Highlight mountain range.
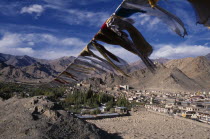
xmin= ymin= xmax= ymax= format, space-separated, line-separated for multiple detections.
xmin=0 ymin=53 xmax=75 ymax=83
xmin=101 ymin=54 xmax=210 ymax=92
xmin=0 ymin=53 xmax=210 ymax=92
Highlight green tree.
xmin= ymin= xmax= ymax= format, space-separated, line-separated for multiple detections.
xmin=116 ymin=97 xmax=129 ymax=107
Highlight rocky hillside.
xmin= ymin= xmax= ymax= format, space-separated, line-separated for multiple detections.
xmin=0 ymin=96 xmax=114 ymax=139
xmin=0 ymin=53 xmax=39 ymax=67
xmin=0 ymin=53 xmax=75 ymax=72
xmin=100 ymin=55 xmax=210 ymax=92
xmin=0 ymin=61 xmax=57 ymax=83
xmin=44 ymin=56 xmax=75 ymax=72
xmin=101 ymin=64 xmax=204 ymax=92
xmin=0 ymin=53 xmax=75 ymax=83
xmin=165 ymin=56 xmax=210 ymax=89
xmin=0 ymin=61 xmax=33 ymax=82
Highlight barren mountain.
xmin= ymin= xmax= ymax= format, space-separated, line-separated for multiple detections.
xmin=0 ymin=54 xmax=75 ymax=83
xmin=0 ymin=61 xmax=33 ymax=82
xmin=102 ymin=64 xmax=203 ymax=92
xmin=0 ymin=53 xmax=43 ymax=67
xmin=165 ymin=56 xmax=210 ymax=89
xmin=45 ymin=56 xmax=75 ymax=72
xmin=0 ymin=61 xmax=58 ymax=83
xmin=21 ymin=62 xmax=59 ymax=81
xmin=0 ymin=53 xmax=75 ymax=72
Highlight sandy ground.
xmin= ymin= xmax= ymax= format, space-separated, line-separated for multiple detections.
xmin=87 ymin=110 xmax=210 ymax=139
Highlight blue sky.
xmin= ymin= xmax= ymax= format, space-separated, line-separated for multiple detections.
xmin=0 ymin=0 xmax=209 ymax=62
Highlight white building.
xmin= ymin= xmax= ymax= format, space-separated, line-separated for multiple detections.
xmin=120 ymin=85 xmax=129 ymax=90
xmin=186 ymin=106 xmax=199 ymax=112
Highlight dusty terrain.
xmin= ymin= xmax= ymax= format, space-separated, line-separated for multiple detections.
xmin=0 ymin=96 xmax=115 ymax=139
xmin=88 ymin=110 xmax=210 ymax=139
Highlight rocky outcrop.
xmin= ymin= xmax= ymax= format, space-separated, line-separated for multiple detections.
xmin=0 ymin=96 xmax=113 ymax=139
xmin=165 ymin=56 xmax=210 ymax=89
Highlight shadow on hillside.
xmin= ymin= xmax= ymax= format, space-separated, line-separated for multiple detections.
xmin=109 ymin=133 xmax=123 ymax=139
xmin=93 ymin=124 xmax=123 ymax=139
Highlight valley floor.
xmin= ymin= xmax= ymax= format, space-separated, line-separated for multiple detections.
xmin=87 ymin=110 xmax=210 ymax=139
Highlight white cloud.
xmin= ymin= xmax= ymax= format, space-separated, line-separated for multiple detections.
xmin=45 ymin=4 xmax=109 ymax=27
xmin=151 ymin=44 xmax=210 ymax=59
xmin=1 ymin=32 xmax=209 ymax=62
xmin=0 ymin=33 xmax=21 ymax=47
xmin=134 ymin=14 xmax=168 ymax=35
xmin=61 ymin=38 xmax=86 ymax=47
xmin=27 ymin=41 xmax=35 ymax=46
xmin=39 ymin=34 xmax=58 ymax=44
xmin=0 ymin=32 xmax=86 ymax=59
xmin=36 ymin=49 xmax=82 ymax=59
xmin=103 ymin=43 xmax=210 ymax=62
xmin=4 ymin=33 xmax=86 ymax=48
xmin=0 ymin=47 xmax=35 ymax=56
xmin=0 ymin=32 xmax=139 ymax=61
xmin=137 ymin=14 xmax=160 ymax=27
xmin=16 ymin=47 xmax=34 ymax=54
xmin=20 ymin=4 xmax=44 ymax=16
xmin=0 ymin=33 xmax=35 ymax=56
xmin=57 ymin=9 xmax=109 ymax=26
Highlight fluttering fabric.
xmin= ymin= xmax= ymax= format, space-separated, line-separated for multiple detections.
xmin=116 ymin=0 xmax=187 ymax=37
xmin=51 ymin=0 xmax=178 ymax=85
xmin=187 ymin=0 xmax=210 ymax=28
xmin=94 ymin=15 xmax=156 ymax=72
xmin=51 ymin=0 xmax=209 ymax=85
xmin=51 ymin=41 xmax=129 ymax=85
